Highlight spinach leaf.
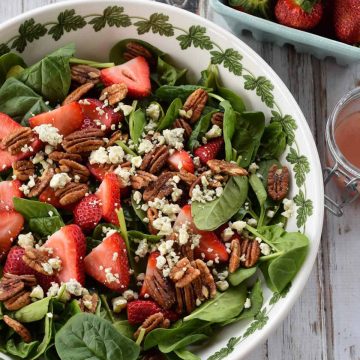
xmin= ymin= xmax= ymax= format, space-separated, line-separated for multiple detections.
xmin=0 ymin=77 xmax=50 ymax=123
xmin=192 ymin=176 xmax=248 ymax=231
xmin=155 ymin=85 xmax=211 ymax=102
xmin=174 ymin=349 xmax=201 ymax=360
xmin=13 ymin=198 xmax=64 ymax=236
xmin=187 ymin=110 xmax=217 ymax=151
xmin=4 ymin=339 xmax=39 ymax=359
xmin=232 ymin=111 xmax=265 ymax=167
xmin=15 ymin=297 xmax=51 ymax=323
xmin=18 ymin=44 xmax=75 ymax=103
xmin=217 ymin=83 xmax=246 ymax=113
xmin=55 ymin=313 xmax=140 ymax=360
xmin=128 ymin=230 xmax=162 ymax=242
xmin=258 ymin=122 xmax=287 ymax=160
xmin=109 ymin=39 xmax=165 ymax=65
xmin=257 ymin=159 xmax=281 ymax=187
xmin=113 ymin=320 xmax=135 ymax=339
xmin=92 ymin=223 xmax=118 ymax=240
xmin=154 ymin=57 xmax=187 ymax=86
xmin=249 ymin=173 xmax=267 ymax=226
xmin=157 ymin=98 xmax=182 ymax=131
xmin=198 ymin=64 xmax=219 ymax=89
xmin=221 ymin=100 xmax=236 ymax=161
xmin=228 ymin=267 xmax=257 ymax=286
xmin=184 ymin=284 xmax=247 ymax=323
xmin=129 ymin=108 xmax=146 ymax=145
xmin=159 ymin=334 xmax=208 ymax=353
xmin=0 ymin=52 xmax=26 ymax=86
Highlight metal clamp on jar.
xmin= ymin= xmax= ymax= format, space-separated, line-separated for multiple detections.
xmin=324 ymin=88 xmax=360 ymax=217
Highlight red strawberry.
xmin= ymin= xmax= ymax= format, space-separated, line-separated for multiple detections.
xmin=79 ymin=98 xmax=122 ymax=131
xmin=3 ymin=246 xmax=55 ymax=290
xmin=73 ymin=194 xmax=102 ymax=232
xmin=334 ymin=0 xmax=360 ymax=45
xmin=100 ymin=57 xmax=151 ymax=98
xmin=38 ymin=187 xmax=62 ymax=208
xmin=275 ymin=0 xmax=323 ymax=30
xmin=0 ymin=113 xmax=22 ymax=139
xmin=96 ymin=173 xmax=121 ymax=225
xmin=174 ymin=205 xmax=228 ymax=262
xmin=44 ymin=225 xmax=86 ymax=285
xmin=167 ymin=150 xmax=195 ymax=174
xmin=84 ymin=232 xmax=130 ymax=292
xmin=0 ymin=180 xmax=23 ymax=211
xmin=194 ymin=137 xmax=224 ymax=165
xmin=29 ymin=102 xmax=84 ymax=136
xmin=87 ymin=163 xmax=113 ymax=181
xmin=127 ymin=300 xmax=162 ymax=325
xmin=0 ymin=211 xmax=24 ymax=260
xmin=140 ymin=251 xmax=159 ymax=297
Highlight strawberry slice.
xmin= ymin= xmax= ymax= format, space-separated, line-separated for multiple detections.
xmin=3 ymin=246 xmax=56 ymax=291
xmin=100 ymin=57 xmax=151 ymax=98
xmin=0 ymin=180 xmax=23 ymax=211
xmin=87 ymin=163 xmax=113 ymax=181
xmin=127 ymin=300 xmax=162 ymax=325
xmin=174 ymin=205 xmax=228 ymax=262
xmin=38 ymin=187 xmax=62 ymax=208
xmin=29 ymin=103 xmax=84 ymax=136
xmin=44 ymin=225 xmax=86 ymax=285
xmin=96 ymin=173 xmax=121 ymax=225
xmin=73 ymin=194 xmax=102 ymax=232
xmin=140 ymin=251 xmax=159 ymax=298
xmin=0 ymin=113 xmax=22 ymax=139
xmin=79 ymin=99 xmax=122 ymax=131
xmin=194 ymin=137 xmax=224 ymax=165
xmin=167 ymin=150 xmax=195 ymax=174
xmin=0 ymin=211 xmax=24 ymax=260
xmin=84 ymin=232 xmax=130 ymax=292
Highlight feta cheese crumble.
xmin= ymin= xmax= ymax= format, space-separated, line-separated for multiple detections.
xmin=18 ymin=232 xmax=34 ymax=249
xmin=33 ymin=124 xmax=63 ymax=146
xmin=50 ymin=173 xmax=71 ymax=190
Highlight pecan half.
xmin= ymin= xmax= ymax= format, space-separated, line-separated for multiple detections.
xmin=79 ymin=293 xmax=99 ymax=313
xmin=229 ymin=238 xmax=241 ymax=273
xmin=62 ymin=129 xmax=105 ymax=154
xmin=147 ymin=207 xmax=159 ymax=235
xmin=144 ymin=268 xmax=176 ymax=310
xmin=58 ymin=159 xmax=90 ymax=183
xmin=140 ymin=145 xmax=169 ymax=174
xmin=173 ymin=118 xmax=192 ymax=139
xmin=48 ymin=151 xmax=82 ymax=162
xmin=183 ymin=88 xmax=208 ymax=123
xmin=2 ymin=273 xmax=37 ymax=287
xmin=131 ymin=170 xmax=157 ymax=190
xmin=211 ymin=112 xmax=224 ymax=128
xmin=23 ymin=248 xmax=55 ymax=275
xmin=71 ymin=64 xmax=100 ymax=85
xmin=240 ymin=238 xmax=260 ymax=268
xmin=0 ymin=277 xmax=25 ymax=301
xmin=124 ymin=41 xmax=155 ymax=66
xmin=63 ymin=82 xmax=94 ymax=106
xmin=3 ymin=290 xmax=31 ymax=311
xmin=207 ymin=159 xmax=248 ymax=176
xmin=106 ymin=130 xmax=127 ymax=147
xmin=178 ymin=169 xmax=197 ymax=186
xmin=170 ymin=258 xmax=200 ymax=288
xmin=142 ymin=172 xmax=176 ymax=202
xmin=267 ymin=164 xmax=290 ymax=201
xmin=134 ymin=312 xmax=170 ymax=339
xmin=55 ymin=182 xmax=88 ymax=206
xmin=194 ymin=259 xmax=216 ymax=299
xmin=13 ymin=160 xmax=34 ymax=181
xmin=3 ymin=316 xmax=32 ymax=343
xmin=1 ymin=127 xmax=34 ymax=155
xmin=28 ymin=168 xmax=54 ymax=198
xmin=100 ymin=83 xmax=128 ymax=106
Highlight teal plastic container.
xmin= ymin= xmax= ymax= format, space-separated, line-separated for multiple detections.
xmin=210 ymin=0 xmax=360 ymax=66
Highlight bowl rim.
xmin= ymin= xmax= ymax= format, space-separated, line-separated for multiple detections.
xmin=0 ymin=1 xmax=324 ymax=359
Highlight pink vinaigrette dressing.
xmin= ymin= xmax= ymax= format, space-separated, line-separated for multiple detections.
xmin=334 ymin=111 xmax=360 ymax=169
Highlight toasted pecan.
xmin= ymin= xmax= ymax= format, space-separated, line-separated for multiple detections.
xmin=183 ymin=88 xmax=208 ymax=123
xmin=22 ymin=248 xmax=55 ymax=275
xmin=71 ymin=64 xmax=100 ymax=85
xmin=240 ymin=238 xmax=261 ymax=268
xmin=173 ymin=118 xmax=192 ymax=139
xmin=48 ymin=151 xmax=83 ymax=162
xmin=123 ymin=41 xmax=155 ymax=66
xmin=1 ymin=127 xmax=34 ymax=155
xmin=131 ymin=170 xmax=157 ymax=190
xmin=207 ymin=159 xmax=248 ymax=176
xmin=229 ymin=238 xmax=241 ymax=273
xmin=3 ymin=316 xmax=32 ymax=343
xmin=3 ymin=290 xmax=31 ymax=311
xmin=62 ymin=129 xmax=105 ymax=154
xmin=100 ymin=83 xmax=128 ymax=106
xmin=142 ymin=172 xmax=176 ymax=202
xmin=63 ymin=82 xmax=94 ymax=106
xmin=267 ymin=164 xmax=290 ymax=201
xmin=55 ymin=182 xmax=88 ymax=206
xmin=134 ymin=312 xmax=170 ymax=339
xmin=140 ymin=145 xmax=169 ymax=175
xmin=28 ymin=168 xmax=54 ymax=198
xmin=58 ymin=159 xmax=90 ymax=183
xmin=13 ymin=160 xmax=34 ymax=181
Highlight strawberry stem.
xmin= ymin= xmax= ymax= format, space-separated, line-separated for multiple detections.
xmin=294 ymin=0 xmax=319 ymax=13
xmin=69 ymin=58 xmax=115 ymax=68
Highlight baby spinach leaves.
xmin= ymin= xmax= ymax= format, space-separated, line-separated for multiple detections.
xmin=228 ymin=267 xmax=257 ymax=287
xmin=154 ymin=57 xmax=187 ymax=86
xmin=0 ymin=52 xmax=26 ymax=86
xmin=15 ymin=297 xmax=51 ymax=323
xmin=55 ymin=313 xmax=140 ymax=360
xmin=258 ymin=122 xmax=286 ymax=160
xmin=192 ymin=176 xmax=248 ymax=231
xmin=129 ymin=108 xmax=146 ymax=145
xmin=249 ymin=173 xmax=267 ymax=227
xmin=13 ymin=198 xmax=64 ymax=236
xmin=155 ymin=85 xmax=211 ymax=102
xmin=157 ymin=98 xmax=182 ymax=131
xmin=221 ymin=100 xmax=236 ymax=162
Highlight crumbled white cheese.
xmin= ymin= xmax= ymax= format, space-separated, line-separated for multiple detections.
xmin=138 ymin=138 xmax=154 ymax=154
xmin=114 ymin=166 xmax=132 ymax=186
xmin=89 ymin=147 xmax=109 ymax=165
xmin=30 ymin=285 xmax=44 ymax=300
xmin=162 ymin=128 xmax=184 ymax=150
xmin=247 ymin=218 xmax=258 ymax=227
xmin=107 ymin=146 xmax=125 ymax=164
xmin=135 ymin=239 xmax=149 ymax=258
xmin=33 ymin=124 xmax=63 ymax=146
xmin=18 ymin=232 xmax=34 ymax=249
xmin=32 ymin=152 xmax=44 ymax=165
xmin=47 ymin=282 xmax=60 ymax=297
xmin=48 ymin=257 xmax=62 ymax=271
xmin=231 ymin=221 xmax=247 ymax=233
xmin=221 ymin=227 xmax=234 ymax=242
xmin=44 ymin=145 xmax=54 ymax=155
xmin=248 ymin=162 xmax=259 ymax=174
xmin=267 ymin=210 xmax=275 ymax=218
xmin=104 ymin=267 xmax=120 ymax=284
xmin=152 ymin=216 xmax=173 ymax=236
xmin=205 ymin=124 xmax=222 ymax=139
xmin=50 ymin=173 xmax=71 ymax=190
xmin=179 ymin=109 xmax=193 ymax=119
xmin=114 ymin=102 xmax=133 ymax=116
xmin=282 ymin=198 xmax=295 ymax=218
xmin=178 ymin=223 xmax=190 ymax=245
xmin=123 ymin=289 xmax=138 ymax=301
xmin=112 ymin=296 xmax=127 ymax=313
xmin=131 ymin=156 xmax=142 ymax=168
xmin=217 ymin=270 xmax=229 ymax=281
xmin=156 ymin=255 xmax=167 ymax=269
xmin=89 ymin=146 xmax=124 ymax=165
xmin=244 ymin=298 xmax=252 ymax=309
xmin=216 ymin=280 xmax=229 ymax=292
xmin=65 ymin=279 xmax=84 ymax=296
xmin=133 ymin=191 xmax=142 ymax=204
xmin=260 ymin=243 xmax=271 ymax=256
xmin=146 ymin=103 xmax=161 ymax=121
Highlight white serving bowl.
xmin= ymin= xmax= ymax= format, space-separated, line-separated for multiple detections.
xmin=0 ymin=1 xmax=324 ymax=359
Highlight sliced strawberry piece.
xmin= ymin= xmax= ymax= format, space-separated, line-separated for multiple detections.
xmin=29 ymin=103 xmax=84 ymax=136
xmin=38 ymin=187 xmax=62 ymax=208
xmin=0 ymin=180 xmax=23 ymax=211
xmin=127 ymin=300 xmax=162 ymax=325
xmin=194 ymin=137 xmax=224 ymax=165
xmin=140 ymin=251 xmax=159 ymax=298
xmin=84 ymin=232 xmax=130 ymax=292
xmin=100 ymin=57 xmax=151 ymax=98
xmin=87 ymin=163 xmax=112 ymax=181
xmin=96 ymin=173 xmax=121 ymax=225
xmin=167 ymin=150 xmax=195 ymax=174
xmin=0 ymin=211 xmax=24 ymax=260
xmin=44 ymin=225 xmax=86 ymax=285
xmin=79 ymin=98 xmax=122 ymax=131
xmin=0 ymin=112 xmax=22 ymax=139
xmin=73 ymin=194 xmax=102 ymax=232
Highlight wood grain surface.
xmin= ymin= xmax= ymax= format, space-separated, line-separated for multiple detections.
xmin=1 ymin=0 xmax=359 ymax=359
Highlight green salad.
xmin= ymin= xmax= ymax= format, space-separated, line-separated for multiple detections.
xmin=0 ymin=39 xmax=309 ymax=360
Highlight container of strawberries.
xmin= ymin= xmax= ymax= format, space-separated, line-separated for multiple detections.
xmin=210 ymin=0 xmax=360 ymax=65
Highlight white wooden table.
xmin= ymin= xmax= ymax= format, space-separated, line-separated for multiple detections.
xmin=1 ymin=0 xmax=359 ymax=359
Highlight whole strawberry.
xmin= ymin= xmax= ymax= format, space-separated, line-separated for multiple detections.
xmin=334 ymin=0 xmax=360 ymax=45
xmin=275 ymin=0 xmax=323 ymax=30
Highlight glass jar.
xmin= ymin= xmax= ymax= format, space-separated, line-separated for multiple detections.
xmin=324 ymin=87 xmax=360 ymax=216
